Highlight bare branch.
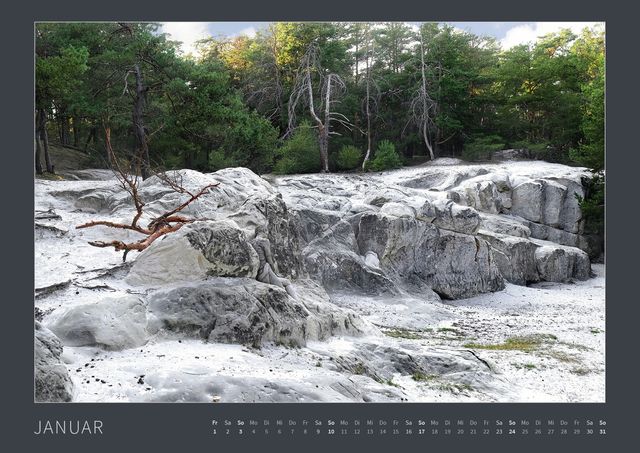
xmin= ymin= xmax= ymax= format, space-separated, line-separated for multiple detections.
xmin=78 ymin=124 xmax=219 ymax=260
xmin=122 ymin=70 xmax=133 ymax=96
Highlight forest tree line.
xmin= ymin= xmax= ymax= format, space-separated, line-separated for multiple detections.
xmin=35 ymin=22 xmax=604 ymax=178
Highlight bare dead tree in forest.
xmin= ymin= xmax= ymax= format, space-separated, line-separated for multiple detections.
xmin=76 ymin=133 xmax=218 ymax=261
xmin=409 ymin=30 xmax=436 ymax=161
xmin=361 ymin=27 xmax=379 ymax=171
xmin=285 ymin=43 xmax=354 ymax=172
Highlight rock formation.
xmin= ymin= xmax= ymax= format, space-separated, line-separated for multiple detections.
xmin=35 ymin=322 xmax=74 ymax=402
xmin=34 ymin=158 xmax=603 ymax=402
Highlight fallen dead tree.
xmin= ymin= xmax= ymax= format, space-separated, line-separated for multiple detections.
xmin=76 ymin=132 xmax=218 ymax=261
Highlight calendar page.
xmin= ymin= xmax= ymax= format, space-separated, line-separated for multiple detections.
xmin=10 ymin=0 xmax=634 ymax=451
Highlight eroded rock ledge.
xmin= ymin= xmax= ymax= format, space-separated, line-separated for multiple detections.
xmin=35 ymin=159 xmax=600 ymax=402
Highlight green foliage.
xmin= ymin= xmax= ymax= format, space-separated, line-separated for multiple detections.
xmin=576 ymin=174 xmax=604 ymax=238
xmin=369 ymin=140 xmax=403 ymax=171
xmin=336 ymin=145 xmax=362 ymax=170
xmin=34 ymin=21 xmax=604 ymax=186
xmin=511 ymin=140 xmax=550 ymax=152
xmin=273 ymin=122 xmax=321 ymax=174
xmin=567 ymin=28 xmax=604 ymax=241
xmin=208 ymin=149 xmax=238 ymax=171
xmin=462 ymin=135 xmax=505 ymax=161
xmin=36 ymin=45 xmax=89 ymax=108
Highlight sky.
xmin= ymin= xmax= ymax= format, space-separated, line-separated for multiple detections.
xmin=160 ymin=21 xmax=604 ymax=56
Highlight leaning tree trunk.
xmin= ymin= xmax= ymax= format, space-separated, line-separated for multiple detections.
xmin=39 ymin=108 xmax=54 ymax=173
xmin=305 ymin=64 xmax=330 ymax=172
xmin=133 ymin=64 xmax=150 ymax=180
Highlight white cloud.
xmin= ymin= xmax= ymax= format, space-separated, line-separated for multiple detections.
xmin=161 ymin=22 xmax=211 ymax=56
xmin=501 ymin=22 xmax=603 ymax=49
xmin=237 ymin=27 xmax=257 ymax=38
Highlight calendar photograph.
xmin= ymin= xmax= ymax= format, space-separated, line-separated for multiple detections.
xmin=34 ymin=20 xmax=605 ymax=404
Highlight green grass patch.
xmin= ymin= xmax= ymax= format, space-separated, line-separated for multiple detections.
xmin=437 ymin=327 xmax=462 ymax=335
xmin=411 ymin=372 xmax=438 ymax=382
xmin=352 ymin=362 xmax=366 ymax=375
xmin=464 ymin=334 xmax=557 ymax=352
xmin=557 ymin=341 xmax=592 ymax=352
xmin=544 ymin=350 xmax=581 ymax=364
xmin=383 ymin=328 xmax=423 ymax=340
xmin=386 ymin=379 xmax=401 ymax=388
xmin=36 ymin=172 xmax=67 ymax=181
xmin=437 ymin=382 xmax=474 ymax=393
xmin=513 ymin=362 xmax=537 ymax=370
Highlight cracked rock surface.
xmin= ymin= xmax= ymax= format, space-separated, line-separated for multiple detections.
xmin=34 ymin=159 xmax=604 ymax=402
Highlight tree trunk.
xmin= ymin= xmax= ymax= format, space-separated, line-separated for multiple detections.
xmin=133 ymin=64 xmax=150 ymax=179
xmin=39 ymin=108 xmax=54 ymax=173
xmin=72 ymin=118 xmax=80 ymax=148
xmin=318 ymin=124 xmax=329 ymax=173
xmin=64 ymin=116 xmax=71 ymax=146
xmin=305 ymin=64 xmax=329 ymax=172
xmin=320 ymin=74 xmax=333 ymax=173
xmin=58 ymin=112 xmax=70 ymax=146
xmin=419 ymin=33 xmax=435 ymax=161
xmin=362 ymin=32 xmax=373 ymax=171
xmin=354 ymin=37 xmax=359 ymax=86
xmin=84 ymin=125 xmax=97 ymax=152
xmin=271 ymin=34 xmax=285 ymax=132
xmin=57 ymin=115 xmax=63 ymax=144
xmin=103 ymin=124 xmax=113 ymax=166
xmin=35 ymin=110 xmax=43 ymax=174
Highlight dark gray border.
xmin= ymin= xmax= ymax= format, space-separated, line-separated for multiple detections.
xmin=9 ymin=0 xmax=636 ymax=451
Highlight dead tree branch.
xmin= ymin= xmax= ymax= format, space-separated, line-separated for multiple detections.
xmin=285 ymin=43 xmax=355 ymax=172
xmin=76 ymin=134 xmax=218 ymax=261
xmin=410 ymin=29 xmax=437 ymax=160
